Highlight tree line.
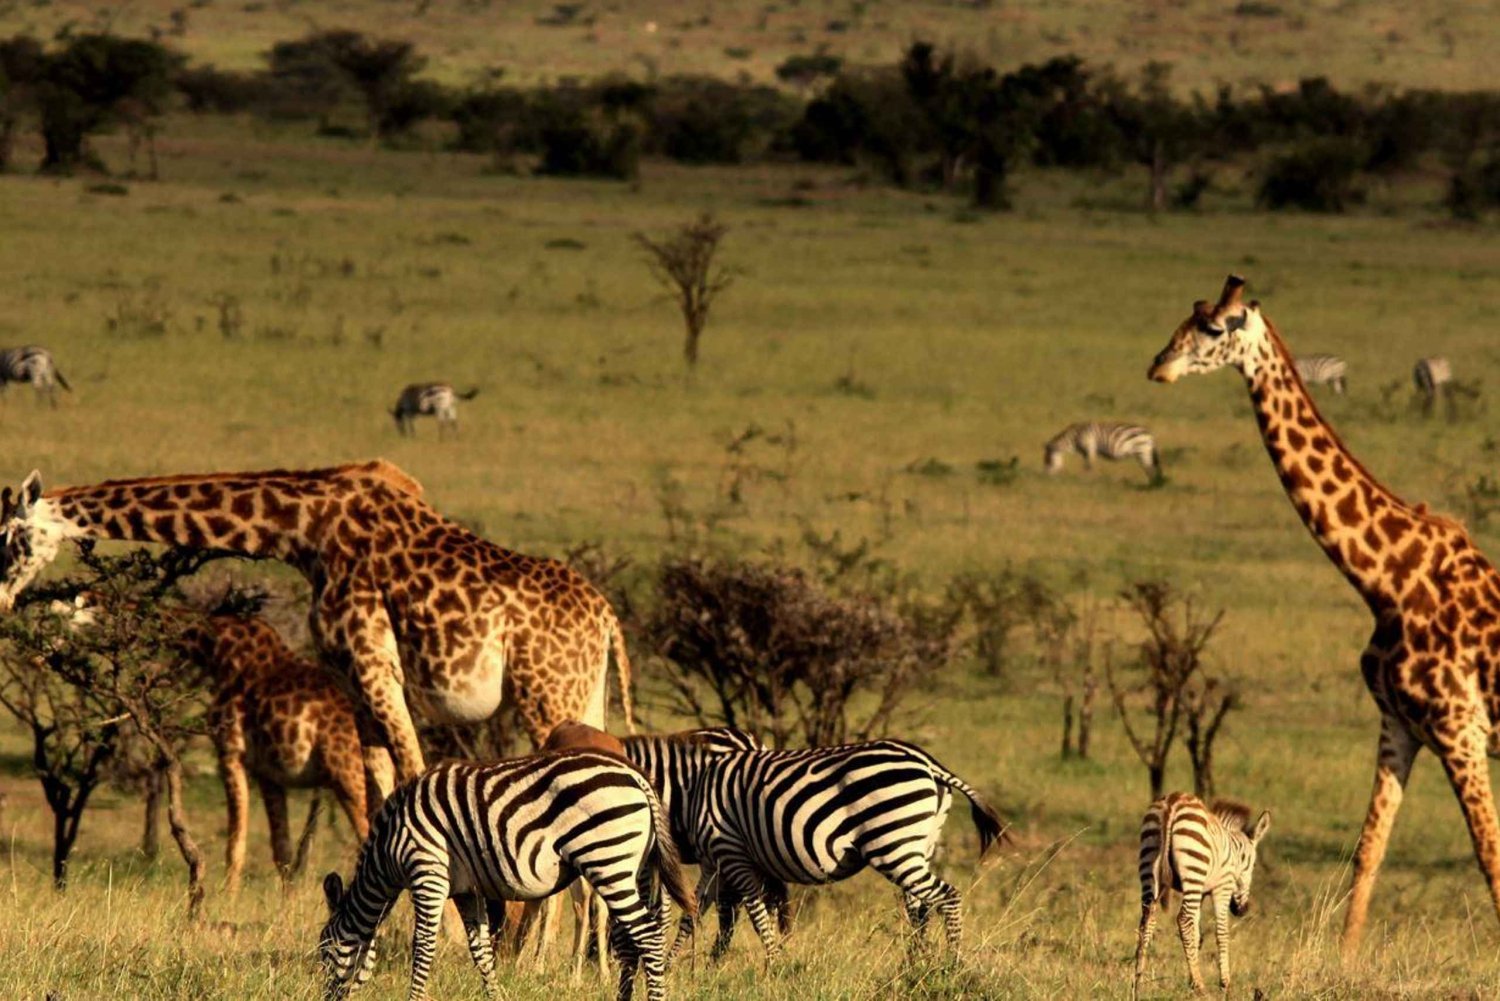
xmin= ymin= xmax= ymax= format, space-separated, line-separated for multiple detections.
xmin=4 ymin=29 xmax=1500 ymax=216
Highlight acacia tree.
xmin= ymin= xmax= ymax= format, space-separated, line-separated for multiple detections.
xmin=635 ymin=212 xmax=734 ymax=370
xmin=34 ymin=33 xmax=182 ymax=173
xmin=268 ymin=30 xmax=434 ymax=141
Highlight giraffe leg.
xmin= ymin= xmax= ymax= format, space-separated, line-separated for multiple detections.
xmin=339 ymin=611 xmax=427 ymax=785
xmin=1341 ymin=717 xmax=1419 ymax=960
xmin=257 ymin=778 xmax=293 ymax=884
xmin=1210 ymin=886 xmax=1233 ymax=992
xmin=1437 ymin=716 xmax=1500 ymax=928
xmin=1176 ymin=890 xmax=1206 ymax=994
xmin=220 ymin=750 xmax=250 ymax=895
xmin=1133 ymin=897 xmax=1160 ymax=1001
xmin=330 ymin=761 xmax=371 ymax=841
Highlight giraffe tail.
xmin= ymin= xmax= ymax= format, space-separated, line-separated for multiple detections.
xmin=609 ymin=612 xmax=637 ymax=734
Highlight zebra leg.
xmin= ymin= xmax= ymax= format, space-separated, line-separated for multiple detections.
xmin=1210 ymin=887 xmax=1233 ymax=992
xmin=712 ymin=880 xmax=740 ymax=961
xmin=903 ymin=893 xmax=932 ymax=961
xmin=1132 ymin=897 xmax=1160 ymax=1001
xmin=407 ymin=867 xmax=452 ymax=1001
xmin=458 ymin=893 xmax=499 ymax=999
xmin=719 ymin=862 xmax=781 ymax=961
xmin=600 ymin=887 xmax=667 ymax=1001
xmin=870 ymin=851 xmax=963 ymax=952
xmin=1175 ymin=890 xmax=1206 ymax=994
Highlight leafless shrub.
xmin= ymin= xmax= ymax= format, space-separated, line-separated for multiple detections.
xmin=644 ymin=556 xmax=955 ymax=747
xmin=634 ymin=212 xmax=734 ymax=369
xmin=104 ymin=280 xmax=173 ymax=337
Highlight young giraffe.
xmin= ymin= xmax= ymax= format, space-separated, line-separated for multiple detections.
xmin=180 ymin=612 xmax=369 ymax=894
xmin=1149 ymin=275 xmax=1500 ymax=957
xmin=0 ymin=459 xmax=637 ymax=804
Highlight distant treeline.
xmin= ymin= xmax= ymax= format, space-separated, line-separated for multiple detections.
xmin=4 ymin=30 xmax=1500 ymax=216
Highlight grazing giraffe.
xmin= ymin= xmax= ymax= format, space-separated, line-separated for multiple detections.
xmin=0 ymin=459 xmax=638 ymax=805
xmin=1148 ymin=275 xmax=1500 ymax=957
xmin=180 ymin=612 xmax=370 ymax=894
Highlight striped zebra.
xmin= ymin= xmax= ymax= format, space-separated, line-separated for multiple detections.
xmin=0 ymin=346 xmax=71 ymax=406
xmin=1293 ymin=353 xmax=1348 ymax=394
xmin=318 ymin=751 xmax=693 ymax=1001
xmin=1133 ymin=792 xmax=1271 ymax=999
xmin=1413 ymin=356 xmax=1452 ymax=417
xmin=683 ymin=739 xmax=1005 ymax=959
xmin=1044 ymin=421 xmax=1161 ymax=482
xmin=620 ymin=727 xmax=792 ymax=957
xmin=390 ymin=382 xmax=478 ymax=437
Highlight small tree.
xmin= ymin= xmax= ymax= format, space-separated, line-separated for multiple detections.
xmin=634 ymin=212 xmax=734 ymax=370
xmin=1106 ymin=581 xmax=1226 ymax=799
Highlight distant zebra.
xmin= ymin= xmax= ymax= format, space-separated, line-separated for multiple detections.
xmin=390 ymin=382 xmax=478 ymax=437
xmin=318 ymin=751 xmax=692 ymax=1001
xmin=0 ymin=346 xmax=71 ymax=407
xmin=620 ymin=727 xmax=791 ymax=957
xmin=1293 ymin=353 xmax=1348 ymax=394
xmin=1044 ymin=421 xmax=1160 ymax=481
xmin=683 ymin=739 xmax=1005 ymax=959
xmin=1133 ymin=792 xmax=1271 ymax=999
xmin=1413 ymin=356 xmax=1452 ymax=418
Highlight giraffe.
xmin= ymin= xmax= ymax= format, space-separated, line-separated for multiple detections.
xmin=180 ymin=612 xmax=370 ymax=894
xmin=0 ymin=459 xmax=638 ymax=805
xmin=1148 ymin=275 xmax=1500 ymax=957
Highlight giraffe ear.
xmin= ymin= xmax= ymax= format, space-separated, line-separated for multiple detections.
xmin=1217 ymin=274 xmax=1246 ymax=308
xmin=20 ymin=470 xmax=43 ymax=508
xmin=323 ymin=871 xmax=345 ymax=912
xmin=1192 ymin=299 xmax=1211 ymax=317
xmin=1251 ymin=810 xmax=1271 ymax=843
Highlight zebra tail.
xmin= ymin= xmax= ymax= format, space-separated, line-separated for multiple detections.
xmin=609 ymin=613 xmax=638 ymax=734
xmin=1151 ymin=803 xmax=1176 ymax=905
xmin=54 ymin=368 xmax=72 ymax=392
xmin=928 ymin=759 xmax=1008 ymax=856
xmin=457 ymin=387 xmax=480 ymax=400
xmin=637 ymin=773 xmax=696 ymax=920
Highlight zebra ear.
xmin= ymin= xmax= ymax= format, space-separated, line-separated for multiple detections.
xmin=323 ymin=871 xmax=345 ymax=912
xmin=1251 ymin=810 xmax=1271 ymax=843
xmin=20 ymin=470 xmax=42 ymax=509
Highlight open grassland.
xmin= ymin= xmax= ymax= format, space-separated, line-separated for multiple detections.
xmin=3 ymin=0 xmax=1499 ymax=94
xmin=0 ymin=123 xmax=1498 ymax=997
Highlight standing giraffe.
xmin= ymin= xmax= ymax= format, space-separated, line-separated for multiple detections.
xmin=1148 ymin=275 xmax=1500 ymax=957
xmin=0 ymin=459 xmax=637 ymax=803
xmin=180 ymin=612 xmax=370 ymax=894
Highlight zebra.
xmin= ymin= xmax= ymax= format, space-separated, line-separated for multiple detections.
xmin=619 ymin=727 xmax=793 ymax=957
xmin=390 ymin=382 xmax=478 ymax=437
xmin=1132 ymin=792 xmax=1271 ymax=999
xmin=318 ymin=750 xmax=693 ymax=1001
xmin=1293 ymin=353 xmax=1348 ymax=394
xmin=1044 ymin=421 xmax=1161 ymax=482
xmin=0 ymin=346 xmax=71 ymax=407
xmin=682 ymin=739 xmax=1005 ymax=960
xmin=1413 ymin=356 xmax=1452 ymax=418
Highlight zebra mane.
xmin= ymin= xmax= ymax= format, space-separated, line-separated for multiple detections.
xmin=1208 ymin=798 xmax=1256 ymax=837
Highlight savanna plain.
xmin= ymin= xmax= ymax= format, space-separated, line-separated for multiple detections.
xmin=0 ymin=34 xmax=1499 ymax=1001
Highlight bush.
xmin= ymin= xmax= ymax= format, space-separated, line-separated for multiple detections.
xmin=175 ymin=64 xmax=270 ymax=113
xmin=646 ymin=75 xmax=798 ymax=164
xmin=1258 ymin=139 xmax=1365 ymax=211
xmin=1447 ymin=155 xmax=1500 ymax=220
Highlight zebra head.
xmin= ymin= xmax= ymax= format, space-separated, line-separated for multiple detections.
xmin=319 ymin=872 xmax=378 ymax=997
xmin=0 ymin=471 xmax=69 ymax=614
xmin=1230 ymin=809 xmax=1272 ymax=917
xmin=1148 ymin=275 xmax=1271 ymax=384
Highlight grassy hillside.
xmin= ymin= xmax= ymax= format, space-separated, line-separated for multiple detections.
xmin=3 ymin=0 xmax=1498 ymax=94
xmin=0 ymin=121 xmax=1497 ymax=998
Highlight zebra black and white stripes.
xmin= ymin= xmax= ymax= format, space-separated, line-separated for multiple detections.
xmin=1132 ymin=792 xmax=1271 ymax=998
xmin=683 ymin=739 xmax=1005 ymax=959
xmin=1293 ymin=353 xmax=1348 ymax=394
xmin=318 ymin=751 xmax=693 ymax=1001
xmin=390 ymin=382 xmax=479 ymax=436
xmin=0 ymin=346 xmax=71 ymax=406
xmin=1044 ymin=422 xmax=1160 ymax=481
xmin=1413 ymin=356 xmax=1453 ymax=417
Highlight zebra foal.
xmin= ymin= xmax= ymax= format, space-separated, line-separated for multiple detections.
xmin=318 ymin=751 xmax=693 ymax=1001
xmin=1044 ymin=421 xmax=1161 ymax=482
xmin=0 ymin=346 xmax=71 ymax=406
xmin=1133 ymin=792 xmax=1271 ymax=999
xmin=684 ymin=739 xmax=1005 ymax=960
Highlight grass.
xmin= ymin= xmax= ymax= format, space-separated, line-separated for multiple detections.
xmin=0 ymin=116 xmax=1498 ymax=997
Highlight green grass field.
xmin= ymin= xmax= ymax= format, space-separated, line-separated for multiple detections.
xmin=0 ymin=110 xmax=1498 ymax=999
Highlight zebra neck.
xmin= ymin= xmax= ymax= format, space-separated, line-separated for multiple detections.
xmin=45 ymin=473 xmax=327 ymax=567
xmin=1241 ymin=323 xmax=1430 ymax=615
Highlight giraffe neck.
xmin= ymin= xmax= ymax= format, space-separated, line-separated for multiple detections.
xmin=1242 ymin=322 xmax=1421 ymax=614
xmin=43 ymin=470 xmax=337 ymax=569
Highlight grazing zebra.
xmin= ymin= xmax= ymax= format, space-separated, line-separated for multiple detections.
xmin=390 ymin=382 xmax=478 ymax=437
xmin=0 ymin=346 xmax=71 ymax=406
xmin=1293 ymin=353 xmax=1348 ymax=394
xmin=1044 ymin=421 xmax=1161 ymax=481
xmin=683 ymin=739 xmax=1005 ymax=960
xmin=1133 ymin=792 xmax=1271 ymax=999
xmin=620 ymin=727 xmax=792 ymax=957
xmin=1413 ymin=356 xmax=1452 ymax=417
xmin=318 ymin=751 xmax=692 ymax=1001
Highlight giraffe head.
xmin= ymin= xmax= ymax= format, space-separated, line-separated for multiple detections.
xmin=0 ymin=471 xmax=73 ymax=614
xmin=319 ymin=871 xmax=378 ymax=997
xmin=1147 ymin=275 xmax=1272 ymax=384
